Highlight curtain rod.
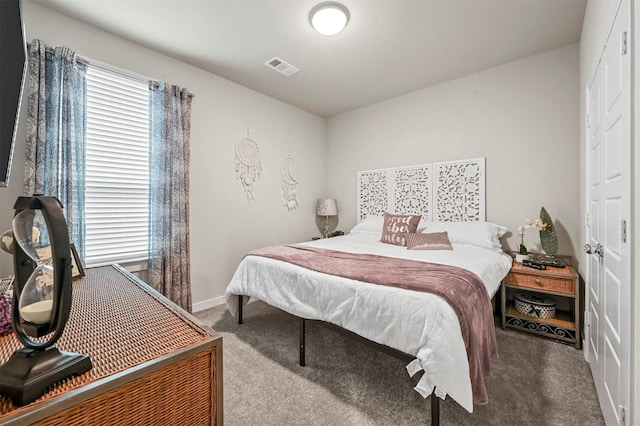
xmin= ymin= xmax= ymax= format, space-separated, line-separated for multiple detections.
xmin=27 ymin=40 xmax=195 ymax=98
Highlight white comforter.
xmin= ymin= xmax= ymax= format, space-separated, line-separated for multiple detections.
xmin=225 ymin=232 xmax=512 ymax=412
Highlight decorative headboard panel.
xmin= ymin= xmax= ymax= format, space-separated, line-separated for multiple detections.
xmin=357 ymin=157 xmax=485 ymax=222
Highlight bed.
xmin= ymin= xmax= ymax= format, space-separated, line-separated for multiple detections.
xmin=224 ymin=158 xmax=513 ymax=423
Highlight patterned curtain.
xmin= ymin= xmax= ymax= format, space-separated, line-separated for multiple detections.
xmin=148 ymin=82 xmax=193 ymax=311
xmin=24 ymin=39 xmax=87 ymax=259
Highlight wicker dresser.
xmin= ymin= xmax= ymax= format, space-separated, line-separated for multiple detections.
xmin=0 ymin=265 xmax=223 ymax=425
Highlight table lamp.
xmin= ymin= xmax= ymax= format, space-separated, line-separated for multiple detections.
xmin=316 ymin=198 xmax=338 ymax=238
xmin=0 ymin=195 xmax=92 ymax=406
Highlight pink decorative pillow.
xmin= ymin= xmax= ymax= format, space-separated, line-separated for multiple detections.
xmin=380 ymin=213 xmax=422 ymax=246
xmin=406 ymin=231 xmax=453 ymax=250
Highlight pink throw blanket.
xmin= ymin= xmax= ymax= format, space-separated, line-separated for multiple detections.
xmin=247 ymin=244 xmax=497 ymax=405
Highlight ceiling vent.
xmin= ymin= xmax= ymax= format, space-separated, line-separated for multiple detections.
xmin=264 ymin=57 xmax=299 ymax=77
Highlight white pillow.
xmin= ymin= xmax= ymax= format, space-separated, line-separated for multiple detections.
xmin=350 ymin=215 xmax=384 ymax=235
xmin=417 ymin=221 xmax=507 ymax=251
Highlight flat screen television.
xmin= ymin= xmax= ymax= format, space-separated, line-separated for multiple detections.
xmin=0 ymin=0 xmax=27 ymax=187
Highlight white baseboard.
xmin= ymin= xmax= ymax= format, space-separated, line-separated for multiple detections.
xmin=193 ymin=295 xmax=226 ymax=313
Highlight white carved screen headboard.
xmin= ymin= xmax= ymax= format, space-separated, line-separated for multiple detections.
xmin=357 ymin=157 xmax=485 ymax=222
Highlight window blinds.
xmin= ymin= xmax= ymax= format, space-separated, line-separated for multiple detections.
xmin=85 ymin=66 xmax=150 ymax=267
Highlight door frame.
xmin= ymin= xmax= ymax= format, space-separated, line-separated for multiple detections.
xmin=583 ymin=0 xmax=633 ymax=423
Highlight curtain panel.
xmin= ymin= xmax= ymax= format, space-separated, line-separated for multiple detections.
xmin=24 ymin=39 xmax=87 ymax=259
xmin=149 ymin=82 xmax=193 ymax=312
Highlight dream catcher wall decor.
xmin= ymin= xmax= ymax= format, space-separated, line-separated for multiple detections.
xmin=235 ymin=135 xmax=262 ymax=200
xmin=280 ymin=156 xmax=298 ymax=211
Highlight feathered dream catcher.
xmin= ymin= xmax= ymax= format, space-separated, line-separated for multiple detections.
xmin=280 ymin=157 xmax=298 ymax=211
xmin=235 ymin=136 xmax=262 ymax=200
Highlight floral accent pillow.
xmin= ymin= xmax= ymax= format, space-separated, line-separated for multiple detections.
xmin=406 ymin=231 xmax=453 ymax=250
xmin=417 ymin=221 xmax=507 ymax=251
xmin=380 ymin=213 xmax=422 ymax=246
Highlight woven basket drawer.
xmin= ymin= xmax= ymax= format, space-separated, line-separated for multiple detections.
xmin=505 ymin=271 xmax=575 ymax=294
xmin=34 ymin=349 xmax=216 ymax=426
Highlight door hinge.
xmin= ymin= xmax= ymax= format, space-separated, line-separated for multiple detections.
xmin=621 ymin=31 xmax=628 ymax=55
xmin=584 ymin=311 xmax=591 ymax=327
xmin=586 ymin=113 xmax=590 ymax=129
xmin=621 ymin=220 xmax=627 ymax=243
xmin=585 ymin=212 xmax=589 ymax=227
xmin=619 ymin=405 xmax=627 ymax=425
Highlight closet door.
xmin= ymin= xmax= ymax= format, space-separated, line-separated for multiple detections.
xmin=584 ymin=0 xmax=631 ymax=424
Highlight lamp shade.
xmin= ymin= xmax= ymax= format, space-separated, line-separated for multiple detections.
xmin=316 ymin=198 xmax=338 ymax=216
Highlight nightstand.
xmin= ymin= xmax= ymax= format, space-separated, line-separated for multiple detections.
xmin=501 ymin=260 xmax=580 ymax=349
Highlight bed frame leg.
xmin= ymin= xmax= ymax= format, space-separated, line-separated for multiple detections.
xmin=431 ymin=388 xmax=440 ymax=426
xmin=299 ymin=318 xmax=306 ymax=367
xmin=238 ymin=295 xmax=243 ymax=325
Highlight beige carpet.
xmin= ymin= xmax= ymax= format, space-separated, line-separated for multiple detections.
xmin=196 ymin=301 xmax=604 ymax=425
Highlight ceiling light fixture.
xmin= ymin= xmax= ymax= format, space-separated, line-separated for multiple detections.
xmin=309 ymin=2 xmax=349 ymax=36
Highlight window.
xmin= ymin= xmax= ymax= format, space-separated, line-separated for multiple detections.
xmin=84 ymin=65 xmax=149 ymax=267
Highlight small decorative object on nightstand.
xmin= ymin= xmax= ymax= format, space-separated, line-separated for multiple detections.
xmin=539 ymin=206 xmax=558 ymax=255
xmin=514 ymin=253 xmax=529 ymax=263
xmin=501 ymin=257 xmax=580 ymax=349
xmin=316 ymin=198 xmax=338 ymax=238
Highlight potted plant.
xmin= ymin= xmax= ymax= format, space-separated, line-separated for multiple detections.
xmin=516 ymin=224 xmax=530 ymax=263
xmin=515 ymin=208 xmax=558 ymax=263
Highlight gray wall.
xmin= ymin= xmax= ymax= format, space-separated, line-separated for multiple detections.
xmin=326 ymin=44 xmax=580 ymax=260
xmin=0 ymin=0 xmax=327 ymax=308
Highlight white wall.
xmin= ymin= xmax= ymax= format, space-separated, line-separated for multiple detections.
xmin=0 ymin=0 xmax=326 ymax=307
xmin=326 ymin=44 xmax=580 ymax=260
